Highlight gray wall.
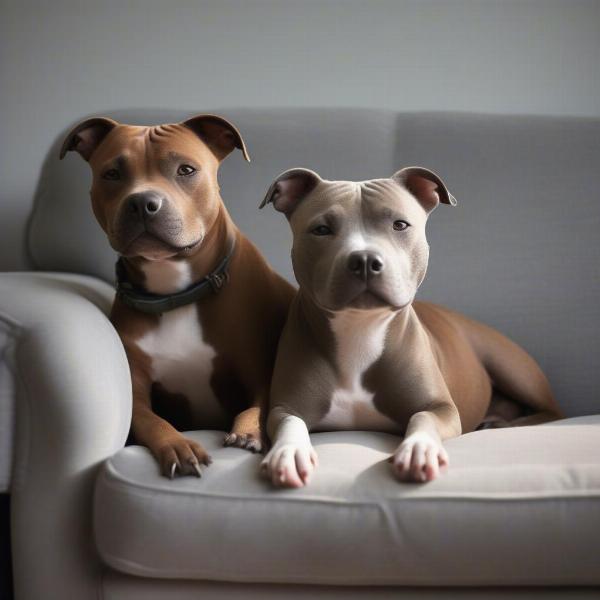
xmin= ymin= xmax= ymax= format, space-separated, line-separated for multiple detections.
xmin=1 ymin=0 xmax=599 ymax=271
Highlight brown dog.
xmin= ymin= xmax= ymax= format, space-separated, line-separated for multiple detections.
xmin=60 ymin=114 xmax=294 ymax=478
xmin=259 ymin=167 xmax=563 ymax=487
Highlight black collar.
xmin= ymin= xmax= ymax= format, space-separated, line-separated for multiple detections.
xmin=115 ymin=239 xmax=235 ymax=315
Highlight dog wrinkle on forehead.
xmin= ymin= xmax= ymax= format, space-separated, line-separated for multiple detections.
xmin=314 ymin=180 xmax=360 ymax=204
xmin=104 ymin=124 xmax=192 ymax=153
xmin=361 ymin=178 xmax=424 ymax=219
xmin=356 ymin=180 xmax=398 ymax=224
xmin=293 ymin=181 xmax=360 ymax=221
xmin=153 ymin=126 xmax=214 ymax=162
xmin=92 ymin=127 xmax=148 ymax=163
xmin=114 ymin=127 xmax=201 ymax=173
xmin=359 ymin=192 xmax=397 ymax=223
xmin=150 ymin=123 xmax=199 ymax=145
xmin=361 ymin=178 xmax=405 ymax=204
xmin=146 ymin=123 xmax=185 ymax=143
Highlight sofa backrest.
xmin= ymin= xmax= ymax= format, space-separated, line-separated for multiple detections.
xmin=27 ymin=109 xmax=600 ymax=417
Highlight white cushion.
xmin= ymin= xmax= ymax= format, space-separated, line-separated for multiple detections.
xmin=94 ymin=416 xmax=600 ymax=586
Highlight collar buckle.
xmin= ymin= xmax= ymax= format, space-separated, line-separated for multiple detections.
xmin=208 ymin=270 xmax=229 ymax=293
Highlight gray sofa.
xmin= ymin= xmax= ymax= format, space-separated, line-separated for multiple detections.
xmin=1 ymin=109 xmax=599 ymax=599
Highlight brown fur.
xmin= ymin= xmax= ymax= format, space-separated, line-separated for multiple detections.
xmin=110 ymin=224 xmax=293 ymax=476
xmin=61 ymin=114 xmax=294 ymax=477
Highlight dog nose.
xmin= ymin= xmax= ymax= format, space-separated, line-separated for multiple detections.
xmin=347 ymin=251 xmax=384 ymax=279
xmin=126 ymin=192 xmax=163 ymax=217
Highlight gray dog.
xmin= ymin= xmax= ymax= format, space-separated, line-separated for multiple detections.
xmin=259 ymin=167 xmax=562 ymax=488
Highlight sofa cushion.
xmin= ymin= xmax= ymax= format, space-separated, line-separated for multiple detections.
xmin=94 ymin=416 xmax=600 ymax=586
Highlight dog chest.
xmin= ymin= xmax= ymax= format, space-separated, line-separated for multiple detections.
xmin=135 ymin=304 xmax=228 ymax=426
xmin=315 ymin=310 xmax=399 ymax=432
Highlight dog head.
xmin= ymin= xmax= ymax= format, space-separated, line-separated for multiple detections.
xmin=261 ymin=167 xmax=456 ymax=311
xmin=60 ymin=114 xmax=250 ymax=260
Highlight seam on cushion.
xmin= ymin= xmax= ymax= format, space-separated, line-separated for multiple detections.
xmin=104 ymin=553 xmax=600 ymax=586
xmin=0 ymin=312 xmax=24 ymax=331
xmin=99 ymin=567 xmax=108 ymax=600
xmin=0 ymin=314 xmax=25 ymax=494
xmin=98 ymin=550 xmax=600 ymax=587
xmin=98 ymin=463 xmax=600 ymax=504
xmin=10 ymin=332 xmax=34 ymax=500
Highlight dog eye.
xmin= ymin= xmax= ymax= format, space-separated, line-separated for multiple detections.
xmin=393 ymin=220 xmax=410 ymax=231
xmin=177 ymin=164 xmax=197 ymax=176
xmin=311 ymin=225 xmax=333 ymax=236
xmin=102 ymin=168 xmax=120 ymax=181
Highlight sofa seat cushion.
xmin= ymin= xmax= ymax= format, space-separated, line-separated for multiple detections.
xmin=94 ymin=416 xmax=600 ymax=586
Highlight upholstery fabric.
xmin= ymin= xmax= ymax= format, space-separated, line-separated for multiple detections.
xmin=95 ymin=416 xmax=600 ymax=586
xmin=0 ymin=272 xmax=132 ymax=599
xmin=0 ymin=272 xmax=119 ymax=491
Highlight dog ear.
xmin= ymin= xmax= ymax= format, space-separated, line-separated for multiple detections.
xmin=391 ymin=166 xmax=457 ymax=213
xmin=259 ymin=168 xmax=322 ymax=216
xmin=59 ymin=117 xmax=119 ymax=161
xmin=182 ymin=114 xmax=250 ymax=162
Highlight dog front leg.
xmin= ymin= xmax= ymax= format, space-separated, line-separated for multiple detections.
xmin=125 ymin=343 xmax=212 ymax=478
xmin=391 ymin=403 xmax=461 ymax=483
xmin=260 ymin=408 xmax=318 ymax=488
xmin=224 ymin=403 xmax=263 ymax=453
xmin=132 ymin=399 xmax=212 ymax=478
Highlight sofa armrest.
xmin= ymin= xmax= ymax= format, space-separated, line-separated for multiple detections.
xmin=0 ymin=272 xmax=131 ymax=600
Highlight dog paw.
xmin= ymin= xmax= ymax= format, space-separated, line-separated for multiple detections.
xmin=260 ymin=443 xmax=318 ymax=488
xmin=390 ymin=431 xmax=448 ymax=483
xmin=154 ymin=436 xmax=212 ymax=479
xmin=223 ymin=431 xmax=263 ymax=453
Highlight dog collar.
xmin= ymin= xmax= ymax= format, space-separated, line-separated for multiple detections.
xmin=115 ymin=239 xmax=235 ymax=315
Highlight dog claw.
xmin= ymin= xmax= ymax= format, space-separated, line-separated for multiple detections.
xmin=224 ymin=432 xmax=263 ymax=453
xmin=193 ymin=463 xmax=203 ymax=478
xmin=170 ymin=462 xmax=177 ymax=479
xmin=247 ymin=438 xmax=262 ymax=453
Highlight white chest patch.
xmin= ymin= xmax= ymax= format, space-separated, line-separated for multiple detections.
xmin=140 ymin=259 xmax=193 ymax=295
xmin=316 ymin=310 xmax=400 ymax=432
xmin=135 ymin=299 xmax=227 ymax=427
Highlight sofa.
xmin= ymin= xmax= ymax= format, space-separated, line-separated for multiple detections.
xmin=1 ymin=109 xmax=599 ymax=599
